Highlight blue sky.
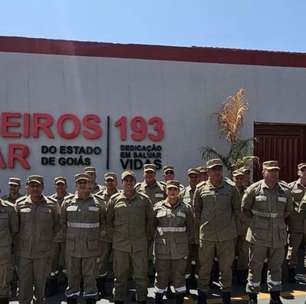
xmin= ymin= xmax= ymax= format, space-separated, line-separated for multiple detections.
xmin=1 ymin=0 xmax=306 ymax=52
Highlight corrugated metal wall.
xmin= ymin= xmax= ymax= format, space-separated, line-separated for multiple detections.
xmin=254 ymin=123 xmax=306 ymax=182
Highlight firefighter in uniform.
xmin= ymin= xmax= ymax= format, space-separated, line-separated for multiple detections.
xmin=60 ymin=173 xmax=106 ymax=304
xmin=84 ymin=167 xmax=104 ymax=194
xmin=0 ymin=197 xmax=18 ymax=304
xmin=106 ymin=170 xmax=153 ymax=304
xmin=136 ymin=164 xmax=165 ymax=281
xmin=95 ymin=172 xmax=119 ymax=297
xmin=153 ymin=180 xmax=194 ymax=304
xmin=194 ymin=159 xmax=241 ymax=304
xmin=180 ymin=168 xmax=200 ymax=292
xmin=232 ymin=169 xmax=249 ymax=285
xmin=242 ymin=161 xmax=293 ymax=304
xmin=197 ymin=167 xmax=208 ymax=183
xmin=286 ymin=162 xmax=306 ymax=282
xmin=160 ymin=166 xmax=185 ymax=191
xmin=15 ymin=175 xmax=60 ymax=304
xmin=47 ymin=176 xmax=72 ymax=295
xmin=1 ymin=177 xmax=23 ymax=299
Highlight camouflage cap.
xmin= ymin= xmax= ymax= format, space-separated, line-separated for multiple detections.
xmin=232 ymin=169 xmax=245 ymax=177
xmin=263 ymin=160 xmax=280 ymax=171
xmin=187 ymin=168 xmax=200 ymax=176
xmin=27 ymin=175 xmax=44 ymax=185
xmin=298 ymin=163 xmax=306 ymax=170
xmin=8 ymin=177 xmax=21 ymax=186
xmin=163 ymin=165 xmax=174 ymax=173
xmin=121 ymin=170 xmax=136 ymax=180
xmin=144 ymin=163 xmax=156 ymax=172
xmin=206 ymin=159 xmax=223 ymax=169
xmin=241 ymin=166 xmax=251 ymax=173
xmin=166 ymin=180 xmax=180 ymax=189
xmin=197 ymin=166 xmax=208 ymax=173
xmin=54 ymin=176 xmax=67 ymax=185
xmin=74 ymin=173 xmax=89 ymax=183
xmin=84 ymin=166 xmax=96 ymax=174
xmin=104 ymin=172 xmax=117 ymax=180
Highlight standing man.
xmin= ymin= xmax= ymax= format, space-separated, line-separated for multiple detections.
xmin=107 ymin=170 xmax=153 ymax=304
xmin=15 ymin=175 xmax=60 ymax=304
xmin=232 ymin=169 xmax=249 ymax=285
xmin=136 ymin=164 xmax=165 ymax=205
xmin=242 ymin=161 xmax=293 ymax=304
xmin=0 ymin=196 xmax=18 ymax=304
xmin=160 ymin=166 xmax=185 ymax=191
xmin=84 ymin=167 xmax=104 ymax=195
xmin=194 ymin=159 xmax=240 ymax=304
xmin=2 ymin=177 xmax=23 ymax=204
xmin=47 ymin=177 xmax=72 ymax=295
xmin=61 ymin=173 xmax=106 ymax=304
xmin=95 ymin=172 xmax=119 ymax=296
xmin=286 ymin=163 xmax=306 ymax=282
xmin=180 ymin=168 xmax=200 ymax=292
xmin=2 ymin=177 xmax=23 ymax=298
xmin=153 ymin=180 xmax=194 ymax=304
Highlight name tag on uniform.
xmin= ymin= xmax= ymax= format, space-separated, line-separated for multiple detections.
xmin=155 ymin=193 xmax=164 ymax=198
xmin=88 ymin=206 xmax=99 ymax=212
xmin=255 ymin=195 xmax=267 ymax=201
xmin=20 ymin=208 xmax=31 ymax=213
xmin=177 ymin=211 xmax=186 ymax=218
xmin=67 ymin=205 xmax=78 ymax=212
xmin=278 ymin=197 xmax=287 ymax=203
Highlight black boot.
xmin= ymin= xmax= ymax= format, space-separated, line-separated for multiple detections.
xmin=186 ymin=278 xmax=191 ymax=294
xmin=222 ymin=292 xmax=231 ymax=304
xmin=96 ymin=277 xmax=105 ymax=298
xmin=236 ymin=270 xmax=248 ymax=285
xmin=45 ymin=274 xmax=58 ymax=297
xmin=197 ymin=290 xmax=207 ymax=304
xmin=155 ymin=293 xmax=164 ymax=304
xmin=248 ymin=293 xmax=258 ymax=304
xmin=66 ymin=297 xmax=78 ymax=304
xmin=288 ymin=268 xmax=296 ymax=283
xmin=270 ymin=291 xmax=283 ymax=304
xmin=86 ymin=298 xmax=96 ymax=304
xmin=0 ymin=298 xmax=9 ymax=304
xmin=176 ymin=293 xmax=185 ymax=304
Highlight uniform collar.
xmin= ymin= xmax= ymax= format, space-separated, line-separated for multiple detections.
xmin=206 ymin=179 xmax=225 ymax=190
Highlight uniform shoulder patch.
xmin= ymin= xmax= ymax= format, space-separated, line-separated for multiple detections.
xmin=196 ymin=181 xmax=207 ymax=189
xmin=110 ymin=192 xmax=121 ymax=201
xmin=137 ymin=192 xmax=151 ymax=200
xmin=15 ymin=195 xmax=27 ymax=205
xmin=1 ymin=199 xmax=15 ymax=208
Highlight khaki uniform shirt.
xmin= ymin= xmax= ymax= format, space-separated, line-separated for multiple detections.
xmin=2 ymin=193 xmax=23 ymax=205
xmin=287 ymin=179 xmax=306 ymax=233
xmin=49 ymin=192 xmax=72 ymax=208
xmin=0 ymin=199 xmax=18 ymax=262
xmin=194 ymin=179 xmax=240 ymax=242
xmin=106 ymin=191 xmax=153 ymax=253
xmin=96 ymin=188 xmax=119 ymax=205
xmin=15 ymin=195 xmax=60 ymax=258
xmin=60 ymin=193 xmax=106 ymax=258
xmin=180 ymin=185 xmax=196 ymax=206
xmin=153 ymin=200 xmax=194 ymax=260
xmin=135 ymin=181 xmax=165 ymax=205
xmin=242 ymin=180 xmax=293 ymax=248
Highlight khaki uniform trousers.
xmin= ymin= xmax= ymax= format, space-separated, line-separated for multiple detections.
xmin=0 ymin=261 xmax=10 ymax=298
xmin=185 ymin=244 xmax=199 ymax=278
xmin=237 ymin=237 xmax=250 ymax=270
xmin=155 ymin=258 xmax=187 ymax=294
xmin=97 ymin=241 xmax=112 ymax=278
xmin=113 ymin=249 xmax=148 ymax=302
xmin=65 ymin=256 xmax=99 ymax=298
xmin=18 ymin=257 xmax=51 ymax=304
xmin=287 ymin=233 xmax=306 ymax=269
xmin=198 ymin=239 xmax=235 ymax=292
xmin=246 ymin=245 xmax=285 ymax=293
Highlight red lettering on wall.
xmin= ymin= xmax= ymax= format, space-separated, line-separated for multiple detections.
xmin=32 ymin=113 xmax=54 ymax=138
xmin=0 ymin=149 xmax=6 ymax=169
xmin=57 ymin=114 xmax=81 ymax=139
xmin=82 ymin=114 xmax=102 ymax=140
xmin=1 ymin=112 xmax=22 ymax=138
xmin=8 ymin=144 xmax=30 ymax=169
xmin=23 ymin=113 xmax=31 ymax=138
